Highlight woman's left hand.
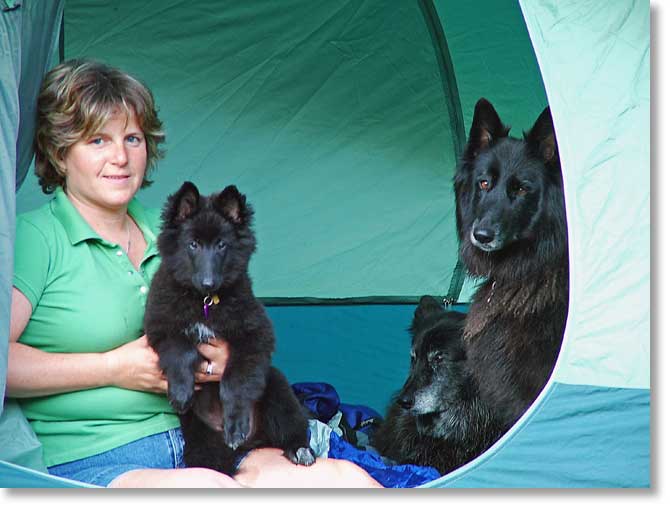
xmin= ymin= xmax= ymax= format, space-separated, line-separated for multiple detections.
xmin=195 ymin=338 xmax=230 ymax=383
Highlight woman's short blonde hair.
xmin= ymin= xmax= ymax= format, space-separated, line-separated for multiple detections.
xmin=34 ymin=58 xmax=166 ymax=194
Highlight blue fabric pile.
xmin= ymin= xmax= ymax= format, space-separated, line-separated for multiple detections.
xmin=292 ymin=382 xmax=441 ymax=488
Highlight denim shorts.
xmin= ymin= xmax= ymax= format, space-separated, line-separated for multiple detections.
xmin=47 ymin=428 xmax=254 ymax=487
xmin=47 ymin=428 xmax=186 ymax=487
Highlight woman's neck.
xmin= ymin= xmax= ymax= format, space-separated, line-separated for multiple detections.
xmin=64 ymin=190 xmax=130 ymax=238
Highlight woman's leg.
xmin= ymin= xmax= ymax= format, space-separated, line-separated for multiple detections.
xmin=234 ymin=448 xmax=382 ymax=488
xmin=108 ymin=467 xmax=242 ymax=488
xmin=47 ymin=428 xmax=240 ymax=488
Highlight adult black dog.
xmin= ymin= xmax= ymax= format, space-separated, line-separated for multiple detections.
xmin=372 ymin=296 xmax=503 ymax=475
xmin=145 ymin=182 xmax=315 ymax=475
xmin=454 ymin=98 xmax=569 ymax=430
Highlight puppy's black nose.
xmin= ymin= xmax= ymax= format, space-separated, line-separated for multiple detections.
xmin=397 ymin=395 xmax=413 ymax=410
xmin=200 ymin=278 xmax=215 ymax=291
xmin=473 ymin=227 xmax=495 ymax=244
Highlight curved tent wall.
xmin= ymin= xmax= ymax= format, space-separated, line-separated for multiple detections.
xmin=0 ymin=0 xmax=649 ymax=488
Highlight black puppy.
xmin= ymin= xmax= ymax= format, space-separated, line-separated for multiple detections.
xmin=454 ymin=99 xmax=569 ymax=429
xmin=145 ymin=182 xmax=315 ymax=474
xmin=372 ymin=296 xmax=503 ymax=475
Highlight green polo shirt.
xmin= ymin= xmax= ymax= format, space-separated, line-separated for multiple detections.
xmin=13 ymin=187 xmax=179 ymax=467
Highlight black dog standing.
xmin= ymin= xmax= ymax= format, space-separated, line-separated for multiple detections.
xmin=454 ymin=99 xmax=569 ymax=430
xmin=145 ymin=182 xmax=315 ymax=475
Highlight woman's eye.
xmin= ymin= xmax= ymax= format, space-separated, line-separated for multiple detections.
xmin=479 ymin=180 xmax=490 ymax=191
xmin=188 ymin=240 xmax=199 ymax=250
xmin=89 ymin=137 xmax=104 ymax=146
xmin=127 ymin=135 xmax=143 ymax=144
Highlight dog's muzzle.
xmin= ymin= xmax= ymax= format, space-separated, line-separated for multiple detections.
xmin=470 ymin=225 xmax=503 ymax=252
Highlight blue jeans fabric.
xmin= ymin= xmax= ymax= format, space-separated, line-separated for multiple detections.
xmin=47 ymin=428 xmax=185 ymax=487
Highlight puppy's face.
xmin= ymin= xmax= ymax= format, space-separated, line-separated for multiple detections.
xmin=157 ymin=182 xmax=257 ymax=293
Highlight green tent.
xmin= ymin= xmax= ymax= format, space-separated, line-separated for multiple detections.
xmin=0 ymin=0 xmax=649 ymax=487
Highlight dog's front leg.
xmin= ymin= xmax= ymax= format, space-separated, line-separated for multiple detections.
xmin=219 ymin=353 xmax=269 ymax=450
xmin=155 ymin=337 xmax=200 ymax=414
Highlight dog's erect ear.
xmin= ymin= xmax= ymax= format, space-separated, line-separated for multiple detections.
xmin=163 ymin=181 xmax=200 ymax=226
xmin=413 ymin=296 xmax=444 ymax=326
xmin=214 ymin=185 xmax=249 ymax=225
xmin=464 ymin=98 xmax=510 ymax=161
xmin=525 ymin=106 xmax=559 ymax=166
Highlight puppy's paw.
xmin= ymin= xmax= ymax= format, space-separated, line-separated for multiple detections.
xmin=285 ymin=447 xmax=316 ymax=466
xmin=168 ymin=384 xmax=194 ymax=414
xmin=223 ymin=412 xmax=250 ymax=450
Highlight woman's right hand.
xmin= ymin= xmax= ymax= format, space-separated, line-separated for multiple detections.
xmin=104 ymin=335 xmax=168 ymax=394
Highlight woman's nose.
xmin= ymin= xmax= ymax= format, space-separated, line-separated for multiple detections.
xmin=112 ymin=142 xmax=128 ymax=165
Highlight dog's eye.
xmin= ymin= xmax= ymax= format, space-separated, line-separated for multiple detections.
xmin=432 ymin=352 xmax=445 ymax=364
xmin=515 ymin=186 xmax=528 ymax=197
xmin=478 ymin=179 xmax=490 ymax=191
xmin=217 ymin=240 xmax=227 ymax=251
xmin=188 ymin=240 xmax=199 ymax=250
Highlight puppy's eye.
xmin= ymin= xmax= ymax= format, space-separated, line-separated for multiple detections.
xmin=432 ymin=352 xmax=444 ymax=364
xmin=217 ymin=240 xmax=227 ymax=251
xmin=515 ymin=186 xmax=528 ymax=197
xmin=188 ymin=240 xmax=199 ymax=250
xmin=478 ymin=180 xmax=490 ymax=191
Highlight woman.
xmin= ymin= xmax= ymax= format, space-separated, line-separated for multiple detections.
xmin=7 ymin=59 xmax=380 ymax=488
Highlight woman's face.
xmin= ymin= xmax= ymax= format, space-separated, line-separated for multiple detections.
xmin=62 ymin=109 xmax=147 ymax=213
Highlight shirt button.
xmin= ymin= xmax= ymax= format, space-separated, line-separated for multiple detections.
xmin=140 ymin=286 xmax=148 ymax=294
xmin=116 ymin=250 xmax=123 ymax=256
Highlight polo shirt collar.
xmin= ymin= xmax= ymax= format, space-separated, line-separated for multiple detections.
xmin=50 ymin=187 xmax=158 ymax=253
xmin=51 ymin=188 xmax=98 ymax=245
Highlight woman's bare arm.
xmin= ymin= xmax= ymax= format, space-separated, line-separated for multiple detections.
xmin=6 ymin=287 xmax=167 ymax=397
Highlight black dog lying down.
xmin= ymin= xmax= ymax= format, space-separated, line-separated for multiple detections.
xmin=372 ymin=296 xmax=503 ymax=475
xmin=145 ymin=182 xmax=315 ymax=475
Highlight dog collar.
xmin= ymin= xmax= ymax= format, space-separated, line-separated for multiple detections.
xmin=203 ymin=294 xmax=220 ymax=319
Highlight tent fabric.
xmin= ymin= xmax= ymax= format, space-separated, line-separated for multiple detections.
xmin=16 ymin=0 xmax=463 ymax=301
xmin=432 ymin=0 xmax=550 ymax=303
xmin=518 ymin=0 xmax=650 ymax=390
xmin=0 ymin=401 xmax=46 ymax=473
xmin=0 ymin=0 xmax=63 ymax=474
xmin=0 ymin=459 xmax=91 ymax=488
xmin=14 ymin=0 xmax=64 ymax=188
xmin=0 ymin=1 xmax=21 ymax=412
xmin=0 ymin=0 xmax=650 ymax=489
xmin=0 ymin=0 xmax=65 ymax=397
xmin=423 ymin=382 xmax=649 ymax=488
xmin=270 ymin=303 xmax=414 ymax=414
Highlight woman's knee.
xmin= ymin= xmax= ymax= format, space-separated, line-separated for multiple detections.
xmin=108 ymin=467 xmax=242 ymax=488
xmin=235 ymin=449 xmax=381 ymax=488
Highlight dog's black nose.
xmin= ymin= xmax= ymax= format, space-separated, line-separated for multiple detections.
xmin=473 ymin=227 xmax=495 ymax=244
xmin=397 ymin=395 xmax=413 ymax=410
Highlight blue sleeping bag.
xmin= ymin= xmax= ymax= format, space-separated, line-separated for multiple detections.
xmin=292 ymin=382 xmax=441 ymax=488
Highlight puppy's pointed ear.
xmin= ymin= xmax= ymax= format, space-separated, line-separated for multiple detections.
xmin=214 ymin=185 xmax=252 ymax=225
xmin=163 ymin=181 xmax=200 ymax=226
xmin=525 ymin=106 xmax=559 ymax=166
xmin=464 ymin=98 xmax=510 ymax=161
